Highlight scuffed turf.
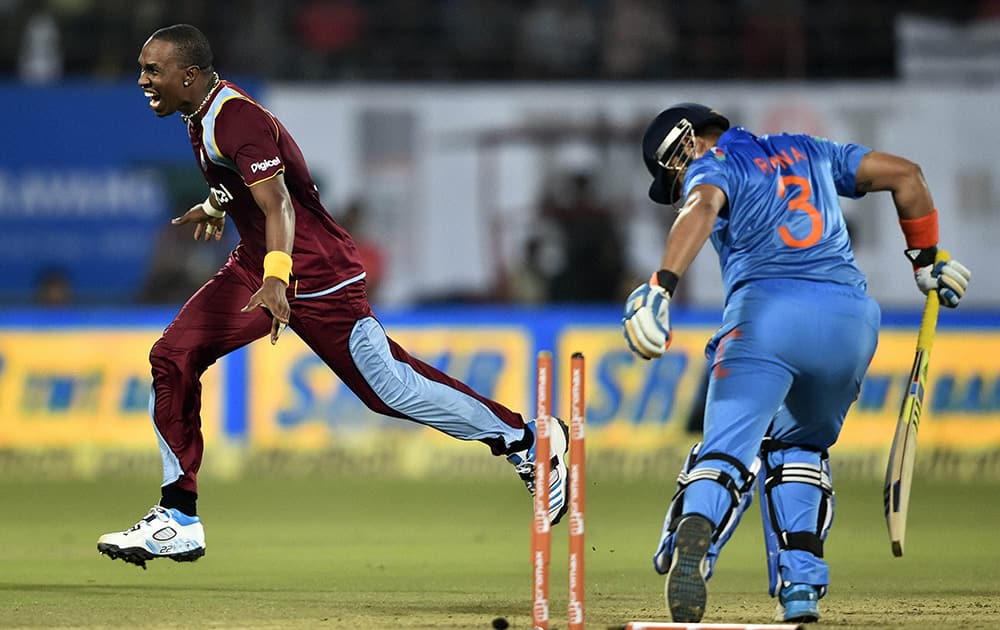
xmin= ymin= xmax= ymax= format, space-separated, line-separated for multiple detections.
xmin=0 ymin=476 xmax=997 ymax=629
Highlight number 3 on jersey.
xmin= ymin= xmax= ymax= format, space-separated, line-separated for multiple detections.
xmin=777 ymin=174 xmax=823 ymax=248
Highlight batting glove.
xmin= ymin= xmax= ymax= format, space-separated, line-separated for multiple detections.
xmin=909 ymin=248 xmax=971 ymax=308
xmin=622 ymin=281 xmax=672 ymax=360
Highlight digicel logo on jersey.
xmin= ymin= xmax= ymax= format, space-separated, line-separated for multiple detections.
xmin=250 ymin=157 xmax=281 ymax=173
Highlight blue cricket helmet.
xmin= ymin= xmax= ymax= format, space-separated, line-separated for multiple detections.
xmin=642 ymin=103 xmax=730 ymax=205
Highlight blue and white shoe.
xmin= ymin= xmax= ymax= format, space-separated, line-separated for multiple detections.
xmin=665 ymin=514 xmax=713 ymax=623
xmin=97 ymin=505 xmax=205 ymax=569
xmin=777 ymin=583 xmax=821 ymax=623
xmin=507 ymin=416 xmax=570 ymax=525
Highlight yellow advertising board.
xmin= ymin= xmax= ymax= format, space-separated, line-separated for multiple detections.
xmin=845 ymin=330 xmax=1000 ymax=449
xmin=0 ymin=330 xmax=223 ymax=448
xmin=0 ymin=320 xmax=997 ymax=460
xmin=559 ymin=327 xmax=1000 ymax=451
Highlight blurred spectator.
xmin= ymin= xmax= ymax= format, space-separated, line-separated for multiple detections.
xmin=91 ymin=0 xmax=137 ymax=78
xmin=0 ymin=2 xmax=959 ymax=81
xmin=978 ymin=0 xmax=1000 ymax=18
xmin=294 ymin=0 xmax=368 ymax=79
xmin=739 ymin=0 xmax=805 ymax=79
xmin=366 ymin=0 xmax=448 ymax=79
xmin=217 ymin=1 xmax=290 ymax=78
xmin=440 ymin=0 xmax=517 ymax=79
xmin=337 ymin=198 xmax=387 ymax=303
xmin=507 ymin=234 xmax=556 ymax=305
xmin=139 ymin=201 xmax=233 ymax=305
xmin=35 ymin=267 xmax=73 ymax=307
xmin=542 ymin=171 xmax=627 ymax=303
xmin=801 ymin=1 xmax=848 ymax=78
xmin=675 ymin=0 xmax=736 ymax=79
xmin=18 ymin=10 xmax=62 ymax=83
xmin=515 ymin=0 xmax=600 ymax=79
xmin=806 ymin=0 xmax=896 ymax=79
xmin=601 ymin=0 xmax=676 ymax=79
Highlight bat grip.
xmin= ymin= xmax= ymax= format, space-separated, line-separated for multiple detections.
xmin=915 ymin=249 xmax=949 ymax=350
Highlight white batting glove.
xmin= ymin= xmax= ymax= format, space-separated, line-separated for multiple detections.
xmin=622 ymin=282 xmax=672 ymax=360
xmin=913 ymin=256 xmax=971 ymax=308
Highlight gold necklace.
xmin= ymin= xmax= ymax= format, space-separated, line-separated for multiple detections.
xmin=181 ymin=72 xmax=220 ymax=123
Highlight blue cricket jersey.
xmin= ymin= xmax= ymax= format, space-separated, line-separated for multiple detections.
xmin=682 ymin=128 xmax=872 ymax=300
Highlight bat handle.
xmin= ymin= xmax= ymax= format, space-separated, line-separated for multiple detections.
xmin=915 ymin=249 xmax=949 ymax=349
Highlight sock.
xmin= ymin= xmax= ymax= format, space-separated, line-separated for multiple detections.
xmin=506 ymin=426 xmax=534 ymax=455
xmin=160 ymin=484 xmax=198 ymax=517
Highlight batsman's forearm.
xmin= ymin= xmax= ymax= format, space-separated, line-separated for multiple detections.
xmin=891 ymin=179 xmax=935 ymax=221
xmin=855 ymin=151 xmax=934 ymax=220
xmin=660 ymin=201 xmax=716 ymax=277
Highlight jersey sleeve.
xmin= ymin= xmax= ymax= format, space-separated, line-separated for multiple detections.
xmin=682 ymin=151 xmax=730 ymax=201
xmin=213 ymin=99 xmax=285 ymax=186
xmin=811 ymin=136 xmax=872 ymax=199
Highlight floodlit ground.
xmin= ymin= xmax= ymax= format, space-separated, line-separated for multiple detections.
xmin=0 ymin=475 xmax=997 ymax=629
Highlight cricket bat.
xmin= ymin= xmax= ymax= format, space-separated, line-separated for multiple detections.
xmin=883 ymin=249 xmax=949 ymax=557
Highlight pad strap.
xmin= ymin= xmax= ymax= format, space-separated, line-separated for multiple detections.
xmin=654 ymin=442 xmax=760 ymax=576
xmin=760 ymin=443 xmax=833 ymax=558
xmin=696 ymin=451 xmax=756 ymax=493
xmin=764 ymin=462 xmax=832 ymax=494
xmin=783 ymin=531 xmax=824 ymax=557
xmin=668 ymin=449 xmax=759 ymax=541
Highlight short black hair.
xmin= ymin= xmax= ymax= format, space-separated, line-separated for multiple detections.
xmin=697 ymin=123 xmax=728 ymax=139
xmin=149 ymin=24 xmax=213 ymax=70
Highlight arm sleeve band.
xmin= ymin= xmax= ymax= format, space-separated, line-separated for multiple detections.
xmin=899 ymin=208 xmax=939 ymax=249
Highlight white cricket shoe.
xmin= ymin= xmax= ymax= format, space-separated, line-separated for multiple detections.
xmin=507 ymin=416 xmax=570 ymax=525
xmin=97 ymin=505 xmax=205 ymax=569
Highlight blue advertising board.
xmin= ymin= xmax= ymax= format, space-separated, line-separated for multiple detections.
xmin=0 ymin=80 xmax=257 ymax=303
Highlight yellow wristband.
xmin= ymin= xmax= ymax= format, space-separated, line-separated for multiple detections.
xmin=263 ymin=251 xmax=293 ymax=284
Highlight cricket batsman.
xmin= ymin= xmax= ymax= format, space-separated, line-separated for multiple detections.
xmin=622 ymin=103 xmax=970 ymax=623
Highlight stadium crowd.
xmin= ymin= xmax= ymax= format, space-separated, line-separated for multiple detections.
xmin=2 ymin=0 xmax=995 ymax=83
xmin=6 ymin=0 xmax=998 ymax=307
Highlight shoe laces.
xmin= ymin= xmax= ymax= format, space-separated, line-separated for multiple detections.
xmin=515 ymin=455 xmax=565 ymax=498
xmin=514 ymin=460 xmax=536 ymax=491
xmin=126 ymin=506 xmax=170 ymax=533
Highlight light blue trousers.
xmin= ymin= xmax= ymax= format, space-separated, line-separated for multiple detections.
xmin=675 ymin=278 xmax=880 ymax=589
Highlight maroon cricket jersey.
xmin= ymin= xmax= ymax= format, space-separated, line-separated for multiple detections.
xmin=188 ymin=80 xmax=365 ymax=297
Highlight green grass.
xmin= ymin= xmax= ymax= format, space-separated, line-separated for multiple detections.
xmin=0 ymin=475 xmax=997 ymax=628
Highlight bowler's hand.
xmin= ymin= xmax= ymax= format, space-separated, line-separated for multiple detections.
xmin=241 ymin=277 xmax=291 ymax=344
xmin=622 ymin=281 xmax=672 ymax=360
xmin=171 ymin=202 xmax=226 ymax=242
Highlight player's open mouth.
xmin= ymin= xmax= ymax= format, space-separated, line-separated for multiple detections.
xmin=144 ymin=90 xmax=160 ymax=108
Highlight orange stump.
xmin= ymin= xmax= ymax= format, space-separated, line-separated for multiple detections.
xmin=567 ymin=352 xmax=586 ymax=630
xmin=531 ymin=351 xmax=552 ymax=630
